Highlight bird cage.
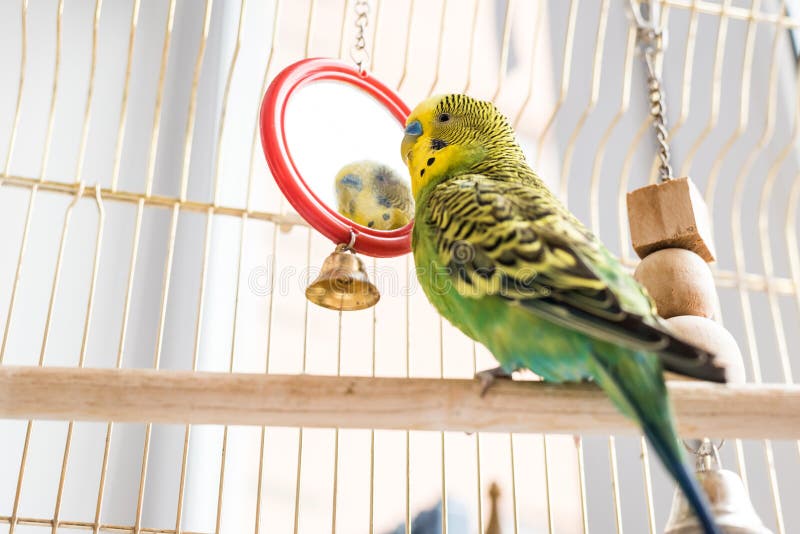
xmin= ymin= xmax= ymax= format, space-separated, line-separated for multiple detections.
xmin=1 ymin=0 xmax=799 ymax=533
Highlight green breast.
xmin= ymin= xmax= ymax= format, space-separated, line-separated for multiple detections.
xmin=412 ymin=220 xmax=593 ymax=382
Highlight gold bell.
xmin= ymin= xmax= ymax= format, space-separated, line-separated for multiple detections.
xmin=664 ymin=440 xmax=772 ymax=534
xmin=305 ymin=244 xmax=380 ymax=311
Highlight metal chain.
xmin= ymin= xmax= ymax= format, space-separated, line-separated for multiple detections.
xmin=350 ymin=0 xmax=370 ymax=74
xmin=643 ymin=44 xmax=673 ymax=182
xmin=630 ymin=0 xmax=674 ymax=182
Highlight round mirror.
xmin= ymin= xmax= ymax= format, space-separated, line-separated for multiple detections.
xmin=260 ymin=58 xmax=412 ymax=257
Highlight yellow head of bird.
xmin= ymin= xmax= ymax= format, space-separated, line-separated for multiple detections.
xmin=334 ymin=160 xmax=413 ymax=231
xmin=401 ymin=94 xmax=522 ymax=199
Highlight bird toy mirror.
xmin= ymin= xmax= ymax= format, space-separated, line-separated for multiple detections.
xmin=260 ymin=1 xmax=412 ymax=310
xmin=261 ymin=26 xmax=416 ymax=315
xmin=260 ymin=57 xmax=411 ymax=310
xmin=260 ymin=57 xmax=412 ymax=258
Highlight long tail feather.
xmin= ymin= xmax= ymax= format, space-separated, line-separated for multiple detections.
xmin=639 ymin=416 xmax=720 ymax=534
xmin=590 ymin=347 xmax=720 ymax=534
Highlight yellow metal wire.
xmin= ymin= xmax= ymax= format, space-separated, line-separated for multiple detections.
xmin=143 ymin=0 xmax=177 ymax=197
xmin=110 ymin=0 xmax=141 ymax=192
xmin=490 ymin=0 xmax=516 ymax=102
xmin=395 ymin=0 xmax=416 ymax=92
xmin=704 ymin=0 xmax=761 ymax=215
xmin=290 ymin=226 xmax=310 ymax=534
xmin=3 ymin=0 xmax=27 ymax=177
xmin=404 ymin=255 xmax=411 ymax=534
xmin=73 ymin=0 xmax=103 ymax=184
xmin=425 ymin=0 xmax=448 ymax=97
xmin=678 ymin=0 xmax=732 ymax=178
xmin=251 ymin=7 xmax=282 ymax=533
xmin=728 ymin=7 xmax=788 ymax=531
xmin=590 ymin=24 xmax=635 ymax=239
xmin=38 ymin=0 xmax=64 ymax=180
xmin=461 ymin=0 xmax=482 ymax=97
xmin=513 ymin=0 xmax=544 ymax=129
xmin=559 ymin=0 xmax=610 ymax=204
xmin=93 ymin=196 xmax=143 ymax=534
xmin=536 ymin=0 xmax=579 ymax=164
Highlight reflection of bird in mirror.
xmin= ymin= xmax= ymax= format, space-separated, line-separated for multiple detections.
xmin=335 ymin=160 xmax=414 ymax=230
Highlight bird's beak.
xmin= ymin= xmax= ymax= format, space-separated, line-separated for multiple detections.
xmin=401 ymin=120 xmax=422 ymax=166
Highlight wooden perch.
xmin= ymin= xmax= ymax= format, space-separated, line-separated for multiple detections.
xmin=0 ymin=366 xmax=798 ymax=440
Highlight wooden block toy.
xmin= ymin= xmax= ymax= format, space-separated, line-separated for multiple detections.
xmin=627 ymin=177 xmax=716 ymax=261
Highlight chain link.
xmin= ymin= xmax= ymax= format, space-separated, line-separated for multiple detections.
xmin=644 ymin=41 xmax=673 ymax=182
xmin=630 ymin=1 xmax=673 ymax=182
xmin=349 ymin=0 xmax=370 ymax=74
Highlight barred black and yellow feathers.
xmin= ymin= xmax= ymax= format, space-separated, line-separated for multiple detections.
xmin=422 ymin=176 xmax=725 ymax=382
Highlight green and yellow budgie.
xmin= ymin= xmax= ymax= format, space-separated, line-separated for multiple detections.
xmin=402 ymin=94 xmax=727 ymax=534
xmin=335 ymin=160 xmax=413 ymax=230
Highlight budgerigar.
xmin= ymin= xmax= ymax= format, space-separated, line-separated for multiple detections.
xmin=402 ymin=94 xmax=727 ymax=534
xmin=335 ymin=160 xmax=413 ymax=230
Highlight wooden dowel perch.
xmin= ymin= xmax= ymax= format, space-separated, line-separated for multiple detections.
xmin=1 ymin=366 xmax=797 ymax=439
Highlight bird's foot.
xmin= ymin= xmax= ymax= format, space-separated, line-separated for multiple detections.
xmin=476 ymin=366 xmax=514 ymax=397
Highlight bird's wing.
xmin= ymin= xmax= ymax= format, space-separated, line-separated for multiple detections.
xmin=423 ymin=175 xmax=727 ymax=382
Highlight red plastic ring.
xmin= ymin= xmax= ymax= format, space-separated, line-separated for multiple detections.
xmin=260 ymin=58 xmax=412 ymax=258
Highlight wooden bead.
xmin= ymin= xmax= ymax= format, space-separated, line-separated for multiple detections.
xmin=664 ymin=315 xmax=746 ymax=384
xmin=627 ymin=177 xmax=716 ymax=261
xmin=634 ymin=248 xmax=716 ymax=319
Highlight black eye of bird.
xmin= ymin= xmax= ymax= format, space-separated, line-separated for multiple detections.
xmin=438 ymin=113 xmax=450 ymax=122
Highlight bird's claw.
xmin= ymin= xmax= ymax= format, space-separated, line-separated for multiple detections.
xmin=476 ymin=366 xmax=514 ymax=397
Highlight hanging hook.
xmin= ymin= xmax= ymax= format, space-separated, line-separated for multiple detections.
xmin=628 ymin=0 xmax=668 ymax=53
xmin=336 ymin=228 xmax=357 ymax=253
xmin=628 ymin=0 xmax=661 ymax=29
xmin=629 ymin=0 xmax=673 ymax=182
xmin=683 ymin=438 xmax=725 ymax=472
